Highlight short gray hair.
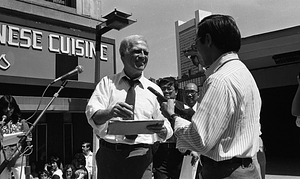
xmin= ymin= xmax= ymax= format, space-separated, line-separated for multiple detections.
xmin=119 ymin=35 xmax=148 ymax=57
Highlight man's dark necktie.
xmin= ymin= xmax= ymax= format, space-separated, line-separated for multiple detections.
xmin=124 ymin=78 xmax=140 ymax=140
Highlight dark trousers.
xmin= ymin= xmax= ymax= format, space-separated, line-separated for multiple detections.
xmin=200 ymin=156 xmax=260 ymax=179
xmin=153 ymin=143 xmax=183 ymax=179
xmin=96 ymin=140 xmax=153 ymax=179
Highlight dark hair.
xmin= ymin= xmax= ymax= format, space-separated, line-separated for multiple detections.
xmin=63 ymin=164 xmax=75 ymax=178
xmin=197 ymin=14 xmax=241 ymax=53
xmin=49 ymin=156 xmax=62 ymax=167
xmin=157 ymin=77 xmax=178 ymax=91
xmin=0 ymin=95 xmax=21 ymax=123
xmin=39 ymin=170 xmax=50 ymax=178
xmin=82 ymin=142 xmax=91 ymax=149
xmin=72 ymin=153 xmax=86 ymax=169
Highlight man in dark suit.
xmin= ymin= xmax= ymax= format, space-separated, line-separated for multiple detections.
xmin=153 ymin=77 xmax=195 ymax=179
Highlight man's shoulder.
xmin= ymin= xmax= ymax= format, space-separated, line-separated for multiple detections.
xmin=100 ymin=72 xmax=122 ymax=84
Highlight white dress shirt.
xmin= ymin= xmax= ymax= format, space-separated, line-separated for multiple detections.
xmin=84 ymin=151 xmax=93 ymax=179
xmin=86 ymin=70 xmax=173 ymax=145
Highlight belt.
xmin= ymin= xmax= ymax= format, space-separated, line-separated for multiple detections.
xmin=201 ymin=155 xmax=252 ymax=168
xmin=160 ymin=142 xmax=176 ymax=149
xmin=100 ymin=139 xmax=151 ymax=151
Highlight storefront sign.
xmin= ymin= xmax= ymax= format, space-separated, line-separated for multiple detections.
xmin=0 ymin=23 xmax=108 ymax=60
xmin=0 ymin=21 xmax=114 ymax=84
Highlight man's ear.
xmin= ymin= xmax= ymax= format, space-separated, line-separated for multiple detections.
xmin=120 ymin=54 xmax=125 ymax=63
xmin=205 ymin=33 xmax=212 ymax=47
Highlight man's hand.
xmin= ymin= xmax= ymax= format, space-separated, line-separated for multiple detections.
xmin=160 ymin=99 xmax=176 ymax=119
xmin=190 ymin=151 xmax=200 ymax=166
xmin=146 ymin=123 xmax=167 ymax=139
xmin=92 ymin=102 xmax=135 ymax=125
xmin=110 ymin=102 xmax=134 ymax=119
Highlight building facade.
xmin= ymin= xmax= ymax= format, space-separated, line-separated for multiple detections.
xmin=0 ymin=0 xmax=116 ymax=177
xmin=175 ymin=10 xmax=210 ymax=101
xmin=175 ymin=10 xmax=211 ymax=79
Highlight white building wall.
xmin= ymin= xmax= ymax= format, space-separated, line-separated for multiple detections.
xmin=0 ymin=0 xmax=103 ymax=28
xmin=175 ymin=10 xmax=211 ymax=78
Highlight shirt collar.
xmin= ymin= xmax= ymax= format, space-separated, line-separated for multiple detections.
xmin=205 ymin=52 xmax=239 ymax=77
xmin=118 ymin=70 xmax=147 ymax=88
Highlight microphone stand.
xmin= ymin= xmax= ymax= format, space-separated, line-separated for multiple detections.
xmin=0 ymin=80 xmax=69 ymax=175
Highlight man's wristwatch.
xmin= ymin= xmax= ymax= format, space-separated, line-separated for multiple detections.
xmin=170 ymin=114 xmax=179 ymax=120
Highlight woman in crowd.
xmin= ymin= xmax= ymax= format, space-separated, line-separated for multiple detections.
xmin=48 ymin=156 xmax=63 ymax=179
xmin=71 ymin=153 xmax=88 ymax=179
xmin=0 ymin=95 xmax=31 ymax=179
xmin=38 ymin=170 xmax=50 ymax=179
xmin=63 ymin=164 xmax=75 ymax=179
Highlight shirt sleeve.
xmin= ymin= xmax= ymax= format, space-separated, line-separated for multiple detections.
xmin=156 ymin=109 xmax=173 ymax=141
xmin=85 ymin=77 xmax=110 ymax=135
xmin=150 ymin=86 xmax=173 ymax=141
xmin=174 ymin=78 xmax=233 ymax=154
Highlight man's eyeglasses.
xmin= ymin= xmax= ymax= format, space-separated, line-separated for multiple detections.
xmin=194 ymin=37 xmax=202 ymax=44
xmin=185 ymin=90 xmax=197 ymax=95
xmin=161 ymin=86 xmax=175 ymax=93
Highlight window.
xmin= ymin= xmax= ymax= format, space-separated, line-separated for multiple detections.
xmin=45 ymin=0 xmax=76 ymax=8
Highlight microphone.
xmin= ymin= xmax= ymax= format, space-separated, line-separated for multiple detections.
xmin=147 ymin=87 xmax=167 ymax=102
xmin=51 ymin=65 xmax=84 ymax=84
xmin=1 ymin=115 xmax=7 ymax=126
xmin=147 ymin=86 xmax=195 ymax=120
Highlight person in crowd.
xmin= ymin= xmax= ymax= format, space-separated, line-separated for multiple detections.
xmin=184 ymin=83 xmax=200 ymax=111
xmin=85 ymin=35 xmax=173 ymax=179
xmin=81 ymin=142 xmax=93 ymax=179
xmin=160 ymin=14 xmax=262 ymax=178
xmin=62 ymin=164 xmax=75 ymax=179
xmin=38 ymin=170 xmax=50 ymax=179
xmin=48 ymin=156 xmax=63 ymax=179
xmin=0 ymin=95 xmax=31 ymax=179
xmin=153 ymin=77 xmax=189 ymax=179
xmin=153 ymin=77 xmax=198 ymax=179
xmin=183 ymin=83 xmax=202 ymax=179
xmin=71 ymin=153 xmax=88 ymax=179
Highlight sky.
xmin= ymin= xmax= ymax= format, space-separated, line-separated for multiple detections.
xmin=100 ymin=0 xmax=300 ymax=80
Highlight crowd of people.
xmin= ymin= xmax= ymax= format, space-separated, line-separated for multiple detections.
xmin=29 ymin=141 xmax=93 ymax=179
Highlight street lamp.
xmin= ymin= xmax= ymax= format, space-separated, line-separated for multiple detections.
xmin=95 ymin=8 xmax=136 ymax=83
